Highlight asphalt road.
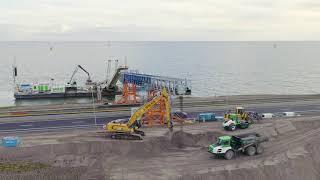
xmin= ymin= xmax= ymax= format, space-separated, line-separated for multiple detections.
xmin=1 ymin=101 xmax=320 ymax=134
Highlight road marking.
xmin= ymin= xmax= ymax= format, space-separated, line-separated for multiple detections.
xmin=71 ymin=121 xmax=85 ymax=124
xmin=19 ymin=124 xmax=33 ymax=127
xmin=0 ymin=124 xmax=104 ymax=133
xmin=0 ymin=115 xmax=129 ymax=125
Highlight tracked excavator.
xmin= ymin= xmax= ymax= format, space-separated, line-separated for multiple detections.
xmin=67 ymin=65 xmax=93 ymax=86
xmin=103 ymin=88 xmax=172 ymax=140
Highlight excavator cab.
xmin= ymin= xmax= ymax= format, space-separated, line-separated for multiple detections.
xmin=131 ymin=119 xmax=142 ymax=129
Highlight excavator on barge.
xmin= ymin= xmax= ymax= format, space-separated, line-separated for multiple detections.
xmin=66 ymin=65 xmax=94 ymax=91
xmin=103 ymin=88 xmax=173 ymax=140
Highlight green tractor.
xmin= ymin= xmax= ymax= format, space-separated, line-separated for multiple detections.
xmin=208 ymin=133 xmax=268 ymax=160
xmin=223 ymin=113 xmax=249 ymax=131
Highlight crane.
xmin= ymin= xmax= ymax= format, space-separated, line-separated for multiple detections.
xmin=103 ymin=88 xmax=172 ymax=140
xmin=67 ymin=65 xmax=92 ymax=85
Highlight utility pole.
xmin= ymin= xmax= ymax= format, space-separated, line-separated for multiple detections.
xmin=107 ymin=60 xmax=112 ymax=82
xmin=97 ymin=86 xmax=102 ymax=102
xmin=179 ymin=95 xmax=184 ymax=112
xmin=124 ymin=56 xmax=127 ymax=67
xmin=91 ymin=87 xmax=97 ymax=126
xmin=12 ymin=56 xmax=17 ymax=85
xmin=179 ymin=95 xmax=184 ymax=130
xmin=114 ymin=59 xmax=119 ymax=72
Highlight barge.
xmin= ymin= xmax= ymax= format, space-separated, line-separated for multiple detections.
xmin=14 ymin=87 xmax=122 ymax=99
xmin=13 ymin=63 xmax=127 ymax=100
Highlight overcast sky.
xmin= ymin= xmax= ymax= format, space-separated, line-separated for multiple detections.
xmin=1 ymin=0 xmax=320 ymax=41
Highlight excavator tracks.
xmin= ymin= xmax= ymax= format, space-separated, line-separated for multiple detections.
xmin=109 ymin=133 xmax=143 ymax=140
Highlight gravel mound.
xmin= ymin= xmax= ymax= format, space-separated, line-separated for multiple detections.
xmin=169 ymin=130 xmax=222 ymax=148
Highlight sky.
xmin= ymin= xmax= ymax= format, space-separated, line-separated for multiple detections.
xmin=0 ymin=0 xmax=320 ymax=41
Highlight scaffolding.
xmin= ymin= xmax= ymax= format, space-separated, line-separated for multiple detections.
xmin=115 ymin=82 xmax=139 ymax=104
xmin=142 ymin=89 xmax=168 ymax=127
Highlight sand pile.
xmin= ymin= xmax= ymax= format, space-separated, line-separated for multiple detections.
xmin=169 ymin=130 xmax=222 ymax=148
xmin=1 ymin=118 xmax=320 ymax=180
xmin=0 ymin=130 xmax=218 ymax=161
xmin=0 ymin=130 xmax=221 ymax=179
xmin=179 ymin=142 xmax=320 ymax=180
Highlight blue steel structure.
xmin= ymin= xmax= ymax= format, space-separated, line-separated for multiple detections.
xmin=120 ymin=72 xmax=191 ymax=95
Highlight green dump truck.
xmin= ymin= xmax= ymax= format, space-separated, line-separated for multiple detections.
xmin=208 ymin=133 xmax=268 ymax=160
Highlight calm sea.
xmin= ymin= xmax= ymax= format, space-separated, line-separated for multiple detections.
xmin=0 ymin=41 xmax=320 ymax=107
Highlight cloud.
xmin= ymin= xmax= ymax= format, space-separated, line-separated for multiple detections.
xmin=0 ymin=0 xmax=320 ymax=40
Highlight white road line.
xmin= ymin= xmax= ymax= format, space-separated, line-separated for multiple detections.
xmin=19 ymin=124 xmax=33 ymax=127
xmin=71 ymin=121 xmax=85 ymax=124
xmin=0 ymin=114 xmax=127 ymax=125
xmin=0 ymin=124 xmax=104 ymax=133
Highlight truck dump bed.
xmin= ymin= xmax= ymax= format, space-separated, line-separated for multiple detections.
xmin=232 ymin=133 xmax=268 ymax=147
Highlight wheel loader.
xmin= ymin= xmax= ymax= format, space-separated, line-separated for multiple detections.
xmin=225 ymin=107 xmax=261 ymax=124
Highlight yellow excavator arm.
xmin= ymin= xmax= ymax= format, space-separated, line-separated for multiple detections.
xmin=127 ymin=88 xmax=171 ymax=128
xmin=105 ymin=88 xmax=172 ymax=140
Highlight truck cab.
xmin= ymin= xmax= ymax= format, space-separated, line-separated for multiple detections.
xmin=208 ymin=136 xmax=232 ymax=156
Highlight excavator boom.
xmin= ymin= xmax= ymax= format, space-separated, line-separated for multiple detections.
xmin=78 ymin=65 xmax=91 ymax=81
xmin=105 ymin=88 xmax=172 ymax=140
xmin=68 ymin=65 xmax=92 ymax=85
xmin=127 ymin=89 xmax=170 ymax=127
xmin=68 ymin=66 xmax=79 ymax=84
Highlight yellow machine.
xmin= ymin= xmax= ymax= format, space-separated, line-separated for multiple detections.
xmin=103 ymin=88 xmax=172 ymax=140
xmin=236 ymin=107 xmax=249 ymax=120
xmin=225 ymin=107 xmax=252 ymax=123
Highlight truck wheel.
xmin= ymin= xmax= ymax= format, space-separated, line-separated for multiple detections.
xmin=229 ymin=125 xmax=236 ymax=131
xmin=246 ymin=146 xmax=256 ymax=156
xmin=224 ymin=150 xmax=234 ymax=160
xmin=256 ymin=145 xmax=264 ymax=154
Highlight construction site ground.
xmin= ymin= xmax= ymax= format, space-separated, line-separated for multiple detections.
xmin=0 ymin=115 xmax=320 ymax=180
